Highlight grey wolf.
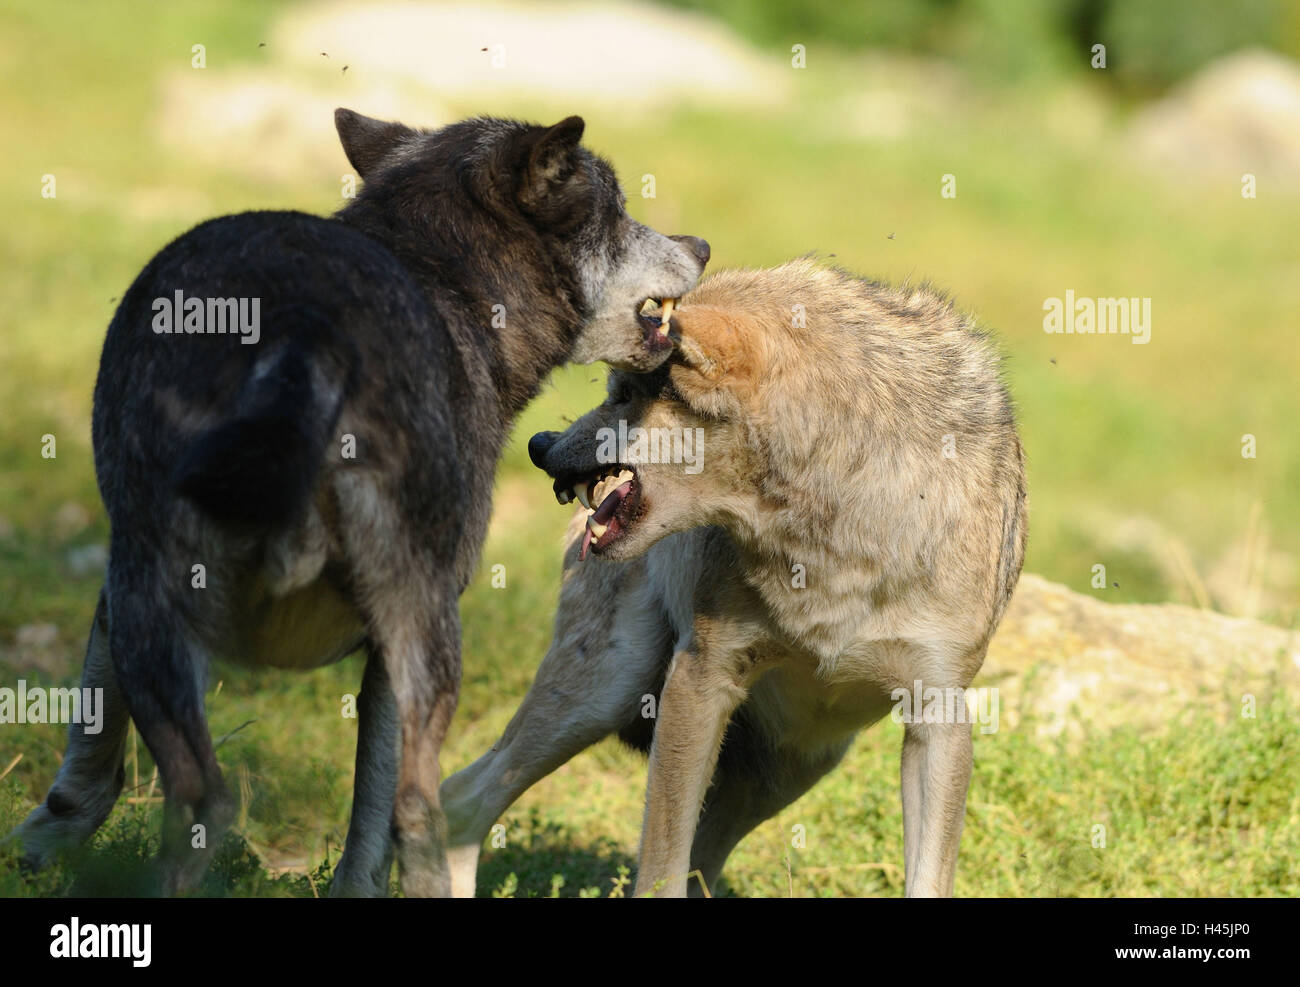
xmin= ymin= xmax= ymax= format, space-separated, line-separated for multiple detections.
xmin=441 ymin=259 xmax=1026 ymax=897
xmin=9 ymin=109 xmax=709 ymax=897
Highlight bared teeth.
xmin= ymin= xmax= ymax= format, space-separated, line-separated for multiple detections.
xmin=557 ymin=488 xmax=573 ymax=505
xmin=590 ymin=469 xmax=635 ymax=507
xmin=658 ymin=298 xmax=675 ymax=336
xmin=587 ymin=517 xmax=608 ymax=539
xmin=574 ymin=482 xmax=591 ymax=510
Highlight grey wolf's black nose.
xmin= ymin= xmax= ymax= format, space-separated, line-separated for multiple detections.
xmin=672 ymin=235 xmax=711 ymax=268
xmin=528 ymin=431 xmax=561 ymax=470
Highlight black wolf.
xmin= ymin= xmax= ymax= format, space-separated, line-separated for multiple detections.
xmin=10 ymin=110 xmax=709 ymax=896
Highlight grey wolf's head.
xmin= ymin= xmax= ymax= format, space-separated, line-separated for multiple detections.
xmin=526 ymin=295 xmax=775 ymax=562
xmin=335 ymin=109 xmax=709 ymax=372
xmin=529 ymin=261 xmax=1024 ymax=612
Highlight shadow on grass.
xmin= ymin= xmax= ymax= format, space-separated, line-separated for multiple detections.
xmin=2 ymin=796 xmax=646 ymax=898
xmin=0 ymin=793 xmax=319 ymax=898
xmin=474 ymin=808 xmax=641 ymax=898
xmin=473 ymin=808 xmax=745 ymax=898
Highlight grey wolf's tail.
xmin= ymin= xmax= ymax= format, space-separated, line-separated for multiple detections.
xmin=172 ymin=308 xmax=357 ymax=527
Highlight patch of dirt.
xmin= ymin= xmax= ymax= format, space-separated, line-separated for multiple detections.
xmin=156 ymin=0 xmax=784 ymax=182
xmin=277 ymin=0 xmax=784 ymax=108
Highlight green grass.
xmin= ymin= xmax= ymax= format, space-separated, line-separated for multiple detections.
xmin=1 ymin=2 xmax=1297 ymax=896
xmin=5 ymin=671 xmax=1296 ymax=897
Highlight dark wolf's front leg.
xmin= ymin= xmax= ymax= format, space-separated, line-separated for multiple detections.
xmin=9 ymin=590 xmax=131 ymax=868
xmin=365 ymin=587 xmax=460 ymax=898
xmin=334 ymin=463 xmax=466 ymax=898
xmin=330 ymin=646 xmax=398 ymax=897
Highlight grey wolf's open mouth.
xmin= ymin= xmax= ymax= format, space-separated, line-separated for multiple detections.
xmin=553 ymin=466 xmax=642 ymax=559
xmin=636 ymin=297 xmax=678 ymax=351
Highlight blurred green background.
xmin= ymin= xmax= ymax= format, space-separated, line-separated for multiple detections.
xmin=1 ymin=0 xmax=1297 ymax=896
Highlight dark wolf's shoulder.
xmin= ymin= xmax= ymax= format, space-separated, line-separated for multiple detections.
xmin=111 ymin=209 xmax=429 ymax=344
xmin=142 ymin=209 xmax=410 ymax=283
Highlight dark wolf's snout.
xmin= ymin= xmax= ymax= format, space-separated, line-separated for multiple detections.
xmin=528 ymin=430 xmax=561 ymax=471
xmin=671 ymin=235 xmax=711 ymax=270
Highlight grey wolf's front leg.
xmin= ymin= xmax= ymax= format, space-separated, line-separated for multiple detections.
xmin=635 ymin=649 xmax=746 ymax=898
xmin=900 ymin=719 xmax=973 ymax=897
xmin=331 ymin=647 xmax=398 ymax=897
xmin=442 ymin=578 xmax=671 ymax=898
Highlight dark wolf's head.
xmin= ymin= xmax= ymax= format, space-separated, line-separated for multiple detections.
xmin=334 ymin=109 xmax=709 ymax=375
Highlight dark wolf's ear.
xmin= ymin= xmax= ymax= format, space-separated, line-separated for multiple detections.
xmin=517 ymin=116 xmax=587 ymax=216
xmin=335 ymin=108 xmax=416 ymax=178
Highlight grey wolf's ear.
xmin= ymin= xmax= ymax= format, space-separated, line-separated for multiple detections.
xmin=669 ymin=306 xmax=765 ymax=416
xmin=518 ymin=116 xmax=586 ymax=212
xmin=673 ymin=324 xmax=720 ymax=379
xmin=335 ymin=108 xmax=416 ymax=178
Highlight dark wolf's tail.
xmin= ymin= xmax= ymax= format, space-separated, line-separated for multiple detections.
xmin=171 ymin=308 xmax=357 ymax=527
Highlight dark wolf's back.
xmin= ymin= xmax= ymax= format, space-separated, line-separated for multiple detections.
xmin=92 ymin=210 xmax=440 ymax=531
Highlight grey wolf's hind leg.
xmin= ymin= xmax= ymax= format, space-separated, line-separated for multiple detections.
xmin=689 ymin=715 xmax=849 ymax=897
xmin=9 ymin=590 xmax=131 ymax=868
xmin=331 ymin=646 xmax=398 ymax=897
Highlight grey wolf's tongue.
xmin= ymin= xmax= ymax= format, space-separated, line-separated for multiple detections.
xmin=580 ymin=526 xmax=593 ymax=561
xmin=592 ymin=481 xmax=632 ymax=524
